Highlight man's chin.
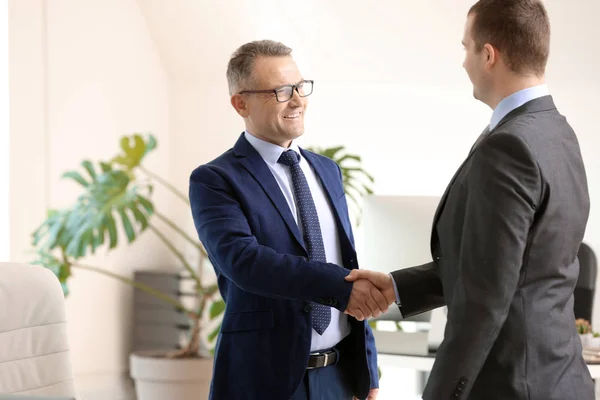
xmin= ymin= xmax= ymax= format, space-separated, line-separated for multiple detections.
xmin=288 ymin=128 xmax=305 ymax=139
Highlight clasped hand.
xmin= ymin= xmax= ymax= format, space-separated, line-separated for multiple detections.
xmin=344 ymin=270 xmax=396 ymax=321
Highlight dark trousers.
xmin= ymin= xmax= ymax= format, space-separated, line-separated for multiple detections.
xmin=289 ymin=355 xmax=354 ymax=400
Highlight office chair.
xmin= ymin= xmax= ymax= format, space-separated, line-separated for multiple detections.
xmin=574 ymin=242 xmax=598 ymax=322
xmin=0 ymin=263 xmax=78 ymax=398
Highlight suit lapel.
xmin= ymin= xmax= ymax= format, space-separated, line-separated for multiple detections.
xmin=300 ymin=149 xmax=354 ymax=250
xmin=234 ymin=134 xmax=306 ymax=252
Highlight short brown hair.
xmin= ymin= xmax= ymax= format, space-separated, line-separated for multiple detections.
xmin=226 ymin=40 xmax=292 ymax=95
xmin=468 ymin=0 xmax=550 ymax=76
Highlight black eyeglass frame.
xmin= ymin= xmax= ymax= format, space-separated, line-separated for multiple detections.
xmin=238 ymin=80 xmax=314 ymax=103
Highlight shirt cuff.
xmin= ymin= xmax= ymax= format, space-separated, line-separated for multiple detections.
xmin=389 ymin=273 xmax=401 ymax=304
xmin=389 ymin=273 xmax=404 ymax=320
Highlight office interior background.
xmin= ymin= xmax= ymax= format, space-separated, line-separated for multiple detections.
xmin=1 ymin=0 xmax=599 ymax=399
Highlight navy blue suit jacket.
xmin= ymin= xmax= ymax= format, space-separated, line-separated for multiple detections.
xmin=189 ymin=133 xmax=379 ymax=400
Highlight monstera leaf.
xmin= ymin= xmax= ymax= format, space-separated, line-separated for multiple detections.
xmin=112 ymin=133 xmax=157 ymax=171
xmin=32 ymin=160 xmax=154 ymax=259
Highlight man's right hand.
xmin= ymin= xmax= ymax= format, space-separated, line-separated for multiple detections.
xmin=345 ymin=270 xmax=397 ymax=320
xmin=345 ymin=278 xmax=391 ymax=321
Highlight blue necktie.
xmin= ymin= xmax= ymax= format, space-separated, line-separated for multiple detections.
xmin=278 ymin=150 xmax=331 ymax=335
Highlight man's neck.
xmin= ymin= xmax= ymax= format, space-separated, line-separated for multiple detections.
xmin=488 ymin=74 xmax=546 ymax=110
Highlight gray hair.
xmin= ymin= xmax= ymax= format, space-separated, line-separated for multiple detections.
xmin=226 ymin=40 xmax=292 ymax=95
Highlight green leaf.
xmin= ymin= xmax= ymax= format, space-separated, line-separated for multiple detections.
xmin=322 ymin=146 xmax=344 ymax=159
xmin=37 ymin=162 xmax=153 ymax=259
xmin=62 ymin=171 xmax=89 ymax=187
xmin=112 ymin=133 xmax=157 ymax=170
xmin=209 ymin=300 xmax=226 ymax=320
xmin=130 ymin=202 xmax=149 ymax=230
xmin=118 ymin=208 xmax=136 ymax=243
xmin=145 ymin=135 xmax=157 ymax=155
xmin=207 ymin=324 xmax=221 ymax=342
xmin=106 ymin=212 xmax=118 ymax=249
xmin=99 ymin=162 xmax=112 ymax=173
xmin=79 ymin=230 xmax=94 ymax=257
xmin=137 ymin=195 xmax=154 ymax=215
xmin=336 ymin=154 xmax=361 ymax=164
xmin=92 ymin=226 xmax=104 ymax=252
xmin=81 ymin=160 xmax=97 ymax=182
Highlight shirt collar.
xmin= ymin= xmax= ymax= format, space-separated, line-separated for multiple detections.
xmin=244 ymin=130 xmax=301 ymax=166
xmin=490 ymin=84 xmax=549 ymax=130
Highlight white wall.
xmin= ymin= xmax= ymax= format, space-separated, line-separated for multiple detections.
xmin=9 ymin=0 xmax=173 ymax=376
xmin=1 ymin=0 xmax=8 ymax=262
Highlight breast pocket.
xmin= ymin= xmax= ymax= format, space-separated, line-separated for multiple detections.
xmin=220 ymin=310 xmax=275 ymax=333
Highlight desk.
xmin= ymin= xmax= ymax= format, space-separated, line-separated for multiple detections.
xmin=379 ymin=352 xmax=600 ymax=377
xmin=378 ymin=352 xmax=600 ymax=396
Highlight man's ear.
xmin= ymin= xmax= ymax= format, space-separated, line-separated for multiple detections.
xmin=231 ymin=94 xmax=250 ymax=118
xmin=483 ymin=43 xmax=499 ymax=70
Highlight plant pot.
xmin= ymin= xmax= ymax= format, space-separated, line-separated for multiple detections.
xmin=130 ymin=350 xmax=213 ymax=400
xmin=590 ymin=336 xmax=600 ymax=349
xmin=579 ymin=333 xmax=594 ymax=348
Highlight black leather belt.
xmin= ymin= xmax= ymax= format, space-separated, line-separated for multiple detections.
xmin=307 ymin=349 xmax=337 ymax=369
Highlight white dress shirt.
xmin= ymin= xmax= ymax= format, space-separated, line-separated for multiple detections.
xmin=244 ymin=131 xmax=351 ymax=352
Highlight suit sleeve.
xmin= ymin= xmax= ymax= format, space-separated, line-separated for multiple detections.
xmin=391 ymin=261 xmax=445 ymax=318
xmin=189 ymin=164 xmax=353 ymax=311
xmin=364 ymin=323 xmax=380 ymax=390
xmin=423 ymin=133 xmax=541 ymax=399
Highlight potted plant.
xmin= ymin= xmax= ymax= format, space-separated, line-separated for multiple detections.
xmin=31 ymin=134 xmax=222 ymax=399
xmin=30 ymin=133 xmax=375 ymax=400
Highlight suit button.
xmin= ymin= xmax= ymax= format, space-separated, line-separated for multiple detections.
xmin=304 ymin=304 xmax=312 ymax=312
xmin=331 ymin=299 xmax=338 ymax=306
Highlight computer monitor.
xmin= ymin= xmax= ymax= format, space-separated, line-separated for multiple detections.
xmin=360 ymin=195 xmax=447 ymax=349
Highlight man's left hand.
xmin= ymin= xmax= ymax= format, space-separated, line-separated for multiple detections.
xmin=354 ymin=388 xmax=379 ymax=400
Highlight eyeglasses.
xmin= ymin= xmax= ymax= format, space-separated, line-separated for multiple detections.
xmin=238 ymin=80 xmax=314 ymax=103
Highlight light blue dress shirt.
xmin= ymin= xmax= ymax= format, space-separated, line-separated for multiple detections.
xmin=392 ymin=84 xmax=550 ymax=310
xmin=490 ymin=84 xmax=549 ymax=130
xmin=244 ymin=131 xmax=351 ymax=352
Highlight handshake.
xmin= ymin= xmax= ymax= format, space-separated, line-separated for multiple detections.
xmin=344 ymin=270 xmax=397 ymax=321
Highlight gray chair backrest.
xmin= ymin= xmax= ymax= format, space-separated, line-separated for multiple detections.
xmin=574 ymin=242 xmax=597 ymax=322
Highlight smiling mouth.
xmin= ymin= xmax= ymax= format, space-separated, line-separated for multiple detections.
xmin=283 ymin=112 xmax=302 ymax=119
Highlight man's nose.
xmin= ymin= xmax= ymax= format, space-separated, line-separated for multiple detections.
xmin=288 ymin=88 xmax=302 ymax=106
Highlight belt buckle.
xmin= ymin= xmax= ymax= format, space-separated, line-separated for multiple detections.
xmin=307 ymin=351 xmax=330 ymax=370
xmin=322 ymin=351 xmax=331 ymax=367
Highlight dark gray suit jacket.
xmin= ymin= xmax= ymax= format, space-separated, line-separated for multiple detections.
xmin=392 ymin=96 xmax=594 ymax=400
